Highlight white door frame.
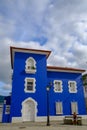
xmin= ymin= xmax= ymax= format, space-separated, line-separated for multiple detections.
xmin=21 ymin=97 xmax=37 ymax=121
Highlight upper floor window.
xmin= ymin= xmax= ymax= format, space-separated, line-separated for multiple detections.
xmin=24 ymin=78 xmax=36 ymax=93
xmin=25 ymin=57 xmax=36 ymax=74
xmin=68 ymin=81 xmax=77 ymax=93
xmin=54 ymin=80 xmax=63 ymax=93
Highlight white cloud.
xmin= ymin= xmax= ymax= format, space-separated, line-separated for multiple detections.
xmin=3 ymin=84 xmax=11 ymax=90
xmin=1 ymin=0 xmax=87 ymax=95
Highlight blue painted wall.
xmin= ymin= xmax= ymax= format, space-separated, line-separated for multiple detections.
xmin=10 ymin=52 xmax=48 ymax=121
xmin=47 ymin=71 xmax=86 ymax=115
xmin=3 ymin=51 xmax=86 ymax=123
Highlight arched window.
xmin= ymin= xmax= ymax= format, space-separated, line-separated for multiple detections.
xmin=25 ymin=57 xmax=36 ymax=73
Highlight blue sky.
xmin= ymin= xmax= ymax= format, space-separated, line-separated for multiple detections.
xmin=0 ymin=0 xmax=87 ymax=96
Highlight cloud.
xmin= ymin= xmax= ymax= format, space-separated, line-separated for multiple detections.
xmin=2 ymin=84 xmax=11 ymax=90
xmin=0 ymin=81 xmax=11 ymax=96
xmin=0 ymin=0 xmax=87 ymax=95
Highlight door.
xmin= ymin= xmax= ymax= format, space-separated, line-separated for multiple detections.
xmin=22 ymin=99 xmax=36 ymax=122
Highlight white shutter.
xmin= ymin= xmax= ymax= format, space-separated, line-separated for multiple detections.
xmin=71 ymin=102 xmax=78 ymax=114
xmin=56 ymin=102 xmax=63 ymax=114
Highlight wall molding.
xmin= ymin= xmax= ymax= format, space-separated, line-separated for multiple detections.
xmin=12 ymin=115 xmax=87 ymax=123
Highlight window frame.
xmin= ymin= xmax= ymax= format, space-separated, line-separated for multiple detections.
xmin=68 ymin=81 xmax=77 ymax=93
xmin=24 ymin=78 xmax=36 ymax=93
xmin=25 ymin=57 xmax=36 ymax=74
xmin=54 ymin=80 xmax=63 ymax=93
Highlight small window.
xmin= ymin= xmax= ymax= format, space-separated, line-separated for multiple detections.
xmin=24 ymin=78 xmax=36 ymax=93
xmin=25 ymin=57 xmax=36 ymax=74
xmin=56 ymin=102 xmax=63 ymax=114
xmin=68 ymin=81 xmax=77 ymax=93
xmin=85 ymin=85 xmax=87 ymax=92
xmin=54 ymin=80 xmax=63 ymax=93
xmin=0 ymin=105 xmax=3 ymax=114
xmin=5 ymin=105 xmax=10 ymax=114
xmin=71 ymin=102 xmax=78 ymax=114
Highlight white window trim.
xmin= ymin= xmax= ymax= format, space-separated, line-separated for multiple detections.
xmin=25 ymin=57 xmax=36 ymax=74
xmin=71 ymin=102 xmax=78 ymax=114
xmin=56 ymin=102 xmax=63 ymax=114
xmin=68 ymin=81 xmax=77 ymax=93
xmin=54 ymin=80 xmax=63 ymax=93
xmin=24 ymin=77 xmax=36 ymax=93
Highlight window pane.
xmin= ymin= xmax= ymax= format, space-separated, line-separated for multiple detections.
xmin=27 ymin=82 xmax=33 ymax=91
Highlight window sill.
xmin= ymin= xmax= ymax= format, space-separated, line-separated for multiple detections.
xmin=25 ymin=69 xmax=36 ymax=74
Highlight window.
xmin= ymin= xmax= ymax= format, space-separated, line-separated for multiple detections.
xmin=24 ymin=78 xmax=36 ymax=93
xmin=71 ymin=102 xmax=78 ymax=114
xmin=85 ymin=85 xmax=87 ymax=92
xmin=0 ymin=105 xmax=3 ymax=114
xmin=5 ymin=105 xmax=10 ymax=114
xmin=54 ymin=80 xmax=63 ymax=93
xmin=68 ymin=81 xmax=77 ymax=93
xmin=56 ymin=102 xmax=63 ymax=114
xmin=25 ymin=57 xmax=36 ymax=74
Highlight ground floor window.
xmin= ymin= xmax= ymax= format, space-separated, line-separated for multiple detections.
xmin=56 ymin=102 xmax=63 ymax=114
xmin=71 ymin=102 xmax=78 ymax=114
xmin=5 ymin=105 xmax=10 ymax=114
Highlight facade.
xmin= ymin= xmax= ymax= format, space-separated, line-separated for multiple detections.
xmin=0 ymin=96 xmax=4 ymax=122
xmin=82 ymin=74 xmax=87 ymax=113
xmin=2 ymin=46 xmax=87 ymax=123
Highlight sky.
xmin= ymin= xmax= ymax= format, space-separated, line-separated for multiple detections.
xmin=0 ymin=0 xmax=87 ymax=96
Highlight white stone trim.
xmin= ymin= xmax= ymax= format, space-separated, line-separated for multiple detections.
xmin=53 ymin=80 xmax=63 ymax=93
xmin=24 ymin=77 xmax=36 ymax=93
xmin=68 ymin=81 xmax=77 ymax=93
xmin=12 ymin=115 xmax=87 ymax=123
xmin=12 ymin=116 xmax=65 ymax=123
xmin=36 ymin=116 xmax=64 ymax=122
xmin=12 ymin=117 xmax=23 ymax=123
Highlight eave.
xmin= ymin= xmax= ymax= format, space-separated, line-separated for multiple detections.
xmin=10 ymin=46 xmax=51 ymax=69
xmin=47 ymin=66 xmax=85 ymax=73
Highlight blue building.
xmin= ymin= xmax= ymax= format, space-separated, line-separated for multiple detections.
xmin=2 ymin=46 xmax=87 ymax=123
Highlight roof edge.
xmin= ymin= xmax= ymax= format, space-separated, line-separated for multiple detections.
xmin=47 ymin=66 xmax=85 ymax=73
xmin=10 ymin=46 xmax=51 ymax=68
